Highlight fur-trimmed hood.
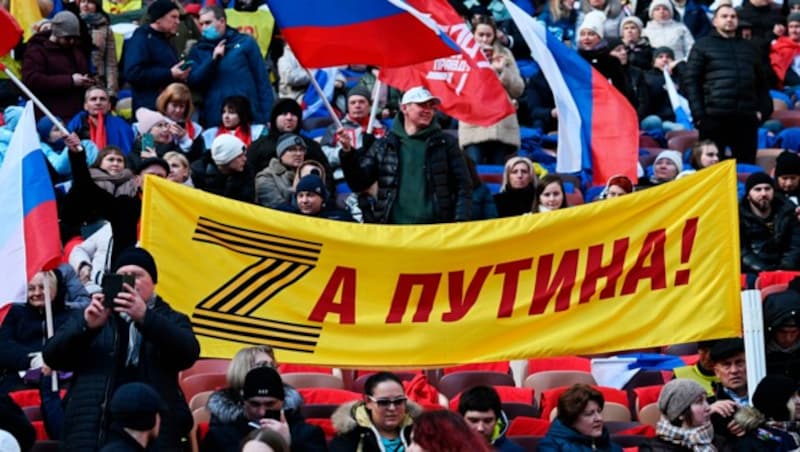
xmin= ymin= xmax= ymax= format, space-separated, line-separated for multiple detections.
xmin=206 ymin=384 xmax=305 ymax=423
xmin=734 ymin=406 xmax=766 ymax=432
xmin=331 ymin=400 xmax=423 ymax=435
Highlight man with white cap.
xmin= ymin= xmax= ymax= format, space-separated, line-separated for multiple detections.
xmin=191 ymin=134 xmax=256 ymax=203
xmin=338 ymin=86 xmax=472 ymax=224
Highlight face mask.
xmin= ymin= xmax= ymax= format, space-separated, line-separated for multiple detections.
xmin=202 ymin=27 xmax=221 ymax=40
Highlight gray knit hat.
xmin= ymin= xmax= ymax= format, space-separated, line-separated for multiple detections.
xmin=658 ymin=379 xmax=707 ymax=422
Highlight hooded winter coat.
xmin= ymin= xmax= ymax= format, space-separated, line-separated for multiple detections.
xmin=206 ymin=385 xmax=305 ymax=423
xmin=21 ymin=31 xmax=90 ymax=120
xmin=329 ymin=400 xmax=422 ymax=452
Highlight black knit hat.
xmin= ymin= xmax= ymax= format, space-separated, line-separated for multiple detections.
xmin=709 ymin=338 xmax=744 ymax=362
xmin=653 ymin=46 xmax=675 ymax=60
xmin=113 ymin=247 xmax=158 ymax=283
xmin=745 ymin=172 xmax=774 ymax=193
xmin=753 ymin=375 xmax=798 ymax=421
xmin=775 ymin=151 xmax=800 ymax=178
xmin=109 ymin=382 xmax=167 ymax=431
xmin=137 ymin=157 xmax=170 ymax=176
xmin=243 ymin=367 xmax=285 ymax=401
xmin=148 ymin=0 xmax=178 ymax=21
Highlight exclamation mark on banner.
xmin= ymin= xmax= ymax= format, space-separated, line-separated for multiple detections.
xmin=674 ymin=217 xmax=699 ymax=286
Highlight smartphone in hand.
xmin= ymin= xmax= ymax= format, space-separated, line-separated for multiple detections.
xmin=101 ymin=274 xmax=135 ymax=309
xmin=141 ymin=133 xmax=155 ymax=153
xmin=179 ymin=60 xmax=194 ymax=70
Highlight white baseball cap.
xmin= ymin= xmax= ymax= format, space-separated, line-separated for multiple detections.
xmin=400 ymin=87 xmax=442 ymax=106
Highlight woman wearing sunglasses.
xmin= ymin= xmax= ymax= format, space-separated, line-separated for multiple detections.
xmin=331 ymin=372 xmax=422 ymax=452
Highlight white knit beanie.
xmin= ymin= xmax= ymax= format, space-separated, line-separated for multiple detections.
xmin=211 ymin=134 xmax=246 ymax=166
xmin=620 ymin=16 xmax=644 ymax=34
xmin=579 ymin=11 xmax=607 ymax=39
xmin=655 ymin=150 xmax=683 ymax=173
xmin=649 ymin=0 xmax=674 ymax=19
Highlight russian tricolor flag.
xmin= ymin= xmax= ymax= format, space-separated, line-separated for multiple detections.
xmin=266 ymin=0 xmax=460 ymax=68
xmin=0 ymin=101 xmax=61 ymax=305
xmin=663 ymin=68 xmax=693 ymax=131
xmin=504 ymin=0 xmax=638 ymax=186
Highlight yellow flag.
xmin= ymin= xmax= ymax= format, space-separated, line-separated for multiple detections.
xmin=141 ymin=161 xmax=742 ymax=366
xmin=224 ymin=8 xmax=274 ymax=56
xmin=11 ymin=0 xmax=43 ymax=41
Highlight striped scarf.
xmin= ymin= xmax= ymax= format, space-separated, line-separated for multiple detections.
xmin=656 ymin=418 xmax=716 ymax=452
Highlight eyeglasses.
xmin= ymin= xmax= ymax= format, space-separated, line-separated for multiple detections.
xmin=368 ymin=396 xmax=407 ymax=408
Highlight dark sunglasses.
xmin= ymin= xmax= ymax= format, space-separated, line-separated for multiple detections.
xmin=368 ymin=396 xmax=407 ymax=408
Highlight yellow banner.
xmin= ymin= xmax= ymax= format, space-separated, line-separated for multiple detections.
xmin=224 ymin=9 xmax=274 ymax=56
xmin=141 ymin=161 xmax=742 ymax=366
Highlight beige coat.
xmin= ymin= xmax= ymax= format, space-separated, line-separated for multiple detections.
xmin=458 ymin=45 xmax=525 ymax=149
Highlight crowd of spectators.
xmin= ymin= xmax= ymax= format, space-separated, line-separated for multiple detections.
xmin=3 ymin=0 xmax=800 ymax=449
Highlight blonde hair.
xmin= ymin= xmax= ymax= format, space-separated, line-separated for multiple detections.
xmin=164 ymin=151 xmax=191 ymax=173
xmin=28 ymin=271 xmax=58 ymax=301
xmin=226 ymin=345 xmax=277 ymax=391
xmin=292 ymin=160 xmax=327 ymax=190
xmin=501 ymin=156 xmax=537 ymax=192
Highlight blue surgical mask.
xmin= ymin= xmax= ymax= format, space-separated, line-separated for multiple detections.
xmin=202 ymin=27 xmax=221 ymax=41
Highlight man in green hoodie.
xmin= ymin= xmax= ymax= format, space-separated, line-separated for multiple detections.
xmin=338 ymin=86 xmax=472 ymax=224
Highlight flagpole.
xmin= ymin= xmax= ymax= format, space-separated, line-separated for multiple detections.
xmin=1 ymin=63 xmax=72 ymax=137
xmin=367 ymin=75 xmax=381 ymax=135
xmin=304 ymin=68 xmax=343 ymax=130
xmin=42 ymin=277 xmax=58 ymax=392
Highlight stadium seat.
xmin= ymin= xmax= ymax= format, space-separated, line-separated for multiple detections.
xmin=639 ymin=133 xmax=661 ymax=149
xmin=638 ymin=403 xmax=661 ymax=427
xmin=179 ymin=358 xmax=230 ymax=383
xmin=281 ymin=372 xmax=344 ymax=389
xmin=23 ymin=405 xmax=42 ymax=421
xmin=297 ymin=387 xmax=361 ymax=405
xmin=667 ymin=132 xmax=699 ymax=152
xmin=523 ymin=370 xmax=596 ymax=404
xmin=611 ymin=434 xmax=650 ymax=447
xmin=633 ymin=385 xmax=664 ymax=413
xmin=566 ymin=189 xmax=584 ymax=206
xmin=526 ymin=357 xmax=591 ymax=376
xmin=436 ymin=371 xmax=516 ymax=399
xmin=277 ymin=364 xmax=335 ymax=374
xmin=755 ymin=148 xmax=782 ymax=175
xmin=507 ymin=416 xmax=551 ymax=436
xmin=502 ymin=401 xmax=539 ymax=420
xmin=639 ymin=148 xmax=666 ymax=168
xmin=180 ymin=373 xmax=228 ymax=404
xmin=665 ymin=130 xmax=698 ymax=141
xmin=189 ymin=390 xmax=213 ymax=412
xmin=761 ymin=283 xmax=789 ymax=300
xmin=771 ymin=110 xmax=800 ymax=128
xmin=755 ymin=270 xmax=800 ymax=289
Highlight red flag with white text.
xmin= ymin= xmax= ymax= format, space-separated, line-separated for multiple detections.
xmin=379 ymin=0 xmax=516 ymax=127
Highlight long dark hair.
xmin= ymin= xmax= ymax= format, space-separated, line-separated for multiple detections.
xmin=222 ymin=95 xmax=254 ymax=129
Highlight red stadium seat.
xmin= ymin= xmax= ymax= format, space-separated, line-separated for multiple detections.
xmin=448 ymin=386 xmax=534 ymax=411
xmin=297 ymin=388 xmax=361 ymax=405
xmin=436 ymin=371 xmax=516 ymax=399
xmin=180 ymin=373 xmax=227 ymax=403
xmin=756 ymin=270 xmax=800 ymax=289
xmin=633 ymin=385 xmax=663 ymax=413
xmin=277 ymin=363 xmax=335 ymax=374
xmin=507 ymin=416 xmax=551 ymax=436
xmin=179 ymin=358 xmax=230 ymax=383
xmin=526 ymin=357 xmax=591 ymax=376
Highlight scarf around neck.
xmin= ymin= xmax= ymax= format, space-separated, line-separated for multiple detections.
xmin=656 ymin=417 xmax=716 ymax=452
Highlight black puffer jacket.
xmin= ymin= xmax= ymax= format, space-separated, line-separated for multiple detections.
xmin=739 ymin=196 xmax=800 ymax=274
xmin=339 ymin=114 xmax=472 ymax=224
xmin=578 ymin=45 xmax=636 ymax=107
xmin=763 ymin=290 xmax=800 ymax=383
xmin=43 ymin=296 xmax=200 ymax=452
xmin=684 ymin=30 xmax=772 ymax=122
xmin=191 ymin=153 xmax=257 ymax=203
